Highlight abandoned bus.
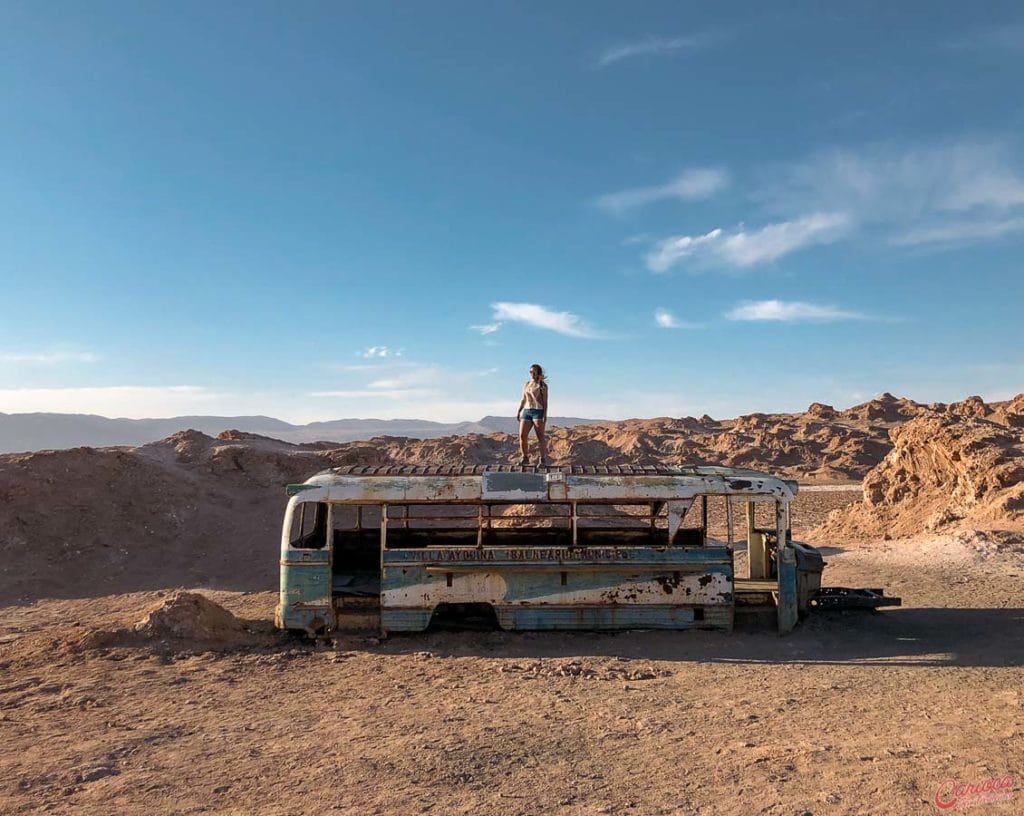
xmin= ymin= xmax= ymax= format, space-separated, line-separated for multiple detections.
xmin=275 ymin=464 xmax=827 ymax=637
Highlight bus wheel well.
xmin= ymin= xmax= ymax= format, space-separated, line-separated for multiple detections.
xmin=428 ymin=603 xmax=500 ymax=631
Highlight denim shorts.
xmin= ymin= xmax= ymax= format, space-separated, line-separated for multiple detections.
xmin=521 ymin=408 xmax=545 ymax=423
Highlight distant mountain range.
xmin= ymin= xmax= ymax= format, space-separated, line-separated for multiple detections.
xmin=0 ymin=413 xmax=607 ymax=453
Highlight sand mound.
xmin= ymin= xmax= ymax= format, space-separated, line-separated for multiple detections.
xmin=134 ymin=591 xmax=247 ymax=641
xmin=816 ymin=411 xmax=1024 ymax=540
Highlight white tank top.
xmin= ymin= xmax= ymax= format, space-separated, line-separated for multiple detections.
xmin=523 ymin=380 xmax=546 ymax=409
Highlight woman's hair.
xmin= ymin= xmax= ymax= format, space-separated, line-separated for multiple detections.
xmin=530 ymin=363 xmax=547 ymax=384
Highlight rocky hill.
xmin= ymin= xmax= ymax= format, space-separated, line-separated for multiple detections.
xmin=815 ymin=394 xmax=1024 ymax=540
xmin=304 ymin=391 xmax=936 ymax=481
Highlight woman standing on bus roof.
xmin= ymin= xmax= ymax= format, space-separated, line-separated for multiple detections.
xmin=516 ymin=363 xmax=549 ymax=466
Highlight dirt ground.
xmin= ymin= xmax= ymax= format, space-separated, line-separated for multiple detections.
xmin=2 ymin=490 xmax=1022 ymax=816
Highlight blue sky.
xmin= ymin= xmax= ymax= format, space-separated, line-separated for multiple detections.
xmin=1 ymin=2 xmax=1023 ymax=422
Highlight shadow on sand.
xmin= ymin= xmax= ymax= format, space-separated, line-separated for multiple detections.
xmin=356 ymin=606 xmax=1024 ymax=669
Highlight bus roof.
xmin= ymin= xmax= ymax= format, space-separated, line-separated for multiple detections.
xmin=287 ymin=464 xmax=798 ymax=503
xmin=321 ymin=464 xmax=782 ymax=478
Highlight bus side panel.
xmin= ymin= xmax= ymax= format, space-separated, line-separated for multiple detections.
xmin=277 ymin=549 xmax=334 ymax=634
xmin=380 ymin=547 xmax=733 ymax=633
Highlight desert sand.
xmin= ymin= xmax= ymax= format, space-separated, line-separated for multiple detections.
xmin=2 ymin=393 xmax=1023 ymax=815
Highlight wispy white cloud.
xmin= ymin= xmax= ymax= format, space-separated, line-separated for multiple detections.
xmin=597 ymin=32 xmax=724 ymax=67
xmin=360 ymin=346 xmax=402 ymax=359
xmin=717 ymin=213 xmax=852 ymax=266
xmin=595 ymin=168 xmax=728 ymax=214
xmin=367 ymin=366 xmax=444 ymax=390
xmin=945 ymin=23 xmax=1024 ymax=52
xmin=891 ymin=216 xmax=1024 ymax=246
xmin=0 ymin=385 xmax=219 ymax=416
xmin=725 ymin=300 xmax=866 ymax=323
xmin=329 ymin=361 xmax=418 ymax=373
xmin=758 ymin=140 xmax=1024 ymax=241
xmin=654 ymin=308 xmax=701 ymax=329
xmin=654 ymin=308 xmax=680 ymax=329
xmin=491 ymin=302 xmax=603 ymax=339
xmin=622 ymin=233 xmax=654 ymax=246
xmin=0 ymin=349 xmax=98 ymax=365
xmin=311 ymin=364 xmax=499 ymax=402
xmin=622 ymin=138 xmax=1024 ymax=272
xmin=469 ymin=323 xmax=502 ymax=335
xmin=625 ymin=138 xmax=1024 ymax=273
xmin=307 ymin=388 xmax=437 ymax=400
xmin=367 ymin=366 xmax=497 ymax=391
xmin=645 ymin=213 xmax=850 ymax=272
xmin=644 ymin=228 xmax=723 ymax=273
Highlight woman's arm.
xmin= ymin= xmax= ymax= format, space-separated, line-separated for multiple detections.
xmin=516 ymin=396 xmax=526 ymax=419
xmin=542 ymin=386 xmax=548 ymax=418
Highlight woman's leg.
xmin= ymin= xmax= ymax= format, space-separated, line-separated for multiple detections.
xmin=519 ymin=419 xmax=532 ymax=459
xmin=533 ymin=419 xmax=548 ymax=462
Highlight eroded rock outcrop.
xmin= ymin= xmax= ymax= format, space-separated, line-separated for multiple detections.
xmin=816 ymin=412 xmax=1024 ymax=540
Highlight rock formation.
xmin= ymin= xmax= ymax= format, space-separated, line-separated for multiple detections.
xmin=816 ymin=403 xmax=1024 ymax=540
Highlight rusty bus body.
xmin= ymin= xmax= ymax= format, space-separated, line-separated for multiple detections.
xmin=275 ymin=465 xmax=823 ymax=637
